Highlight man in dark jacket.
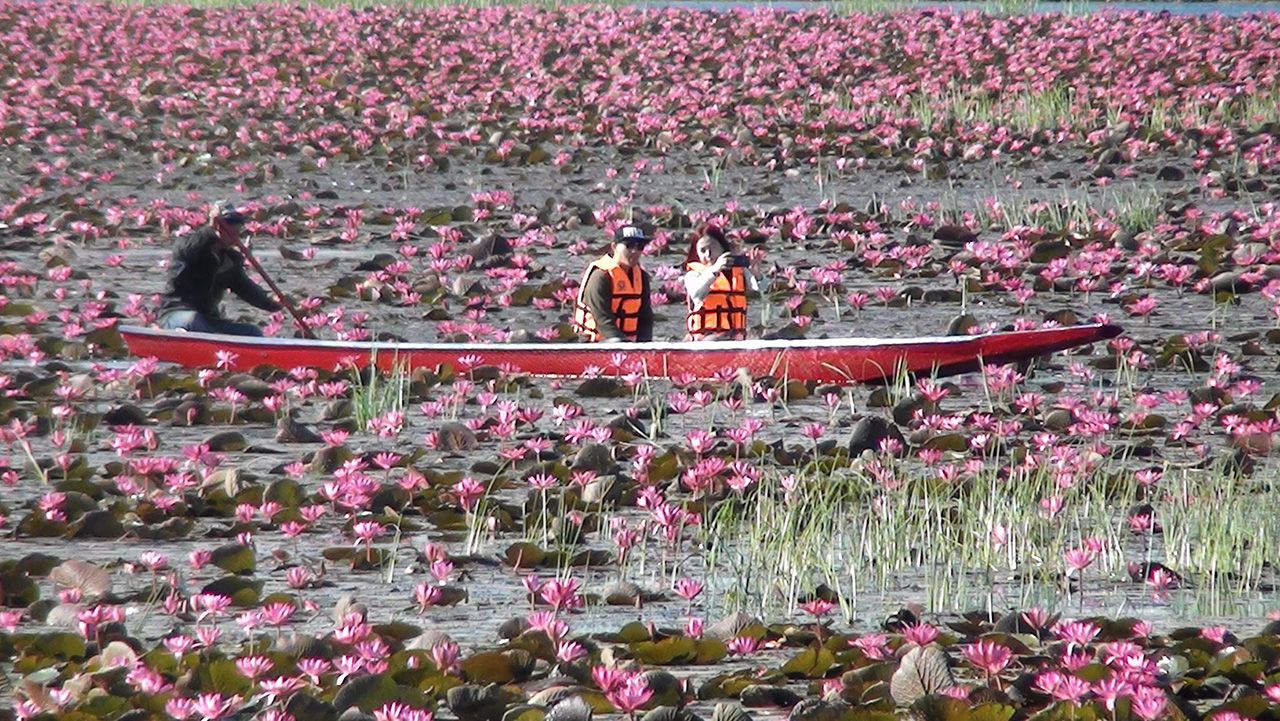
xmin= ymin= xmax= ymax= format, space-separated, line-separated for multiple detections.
xmin=158 ymin=202 xmax=281 ymax=336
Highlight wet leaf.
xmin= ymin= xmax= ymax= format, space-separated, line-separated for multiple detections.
xmin=909 ymin=696 xmax=1016 ymax=721
xmin=33 ymin=631 xmax=87 ymax=659
xmin=49 ymin=560 xmax=112 ymax=599
xmin=17 ymin=511 xmax=69 ymax=538
xmin=503 ymin=542 xmax=547 ymax=569
xmin=195 ymin=658 xmax=252 ymax=696
xmin=780 ymin=646 xmax=835 ymax=678
xmin=71 ymin=509 xmax=124 ymax=538
xmin=210 ymin=544 xmax=256 ymax=574
xmin=890 ymin=644 xmax=955 ymax=706
xmin=96 ymin=640 xmax=139 ymax=671
xmin=1027 ymin=702 xmax=1103 ymax=721
xmin=696 ymin=638 xmax=729 ymax=664
xmin=546 ymin=696 xmax=593 ymax=721
xmin=617 ymin=621 xmax=654 ymax=644
xmin=631 ymin=636 xmax=698 ymax=666
xmin=14 ymin=553 xmax=62 ymax=577
xmin=334 ymin=672 xmax=399 ymax=712
xmin=739 ymin=684 xmax=802 ymax=707
xmin=0 ymin=571 xmax=40 ymax=606
xmin=201 ymin=576 xmax=263 ymax=606
xmin=504 ymin=705 xmax=548 ymax=721
xmin=264 ymin=478 xmax=305 ymax=507
xmin=461 ymin=651 xmax=516 ymax=683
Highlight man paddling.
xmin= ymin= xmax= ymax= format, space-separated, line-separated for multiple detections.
xmin=572 ymin=225 xmax=655 ymax=343
xmin=158 ymin=202 xmax=281 ymax=337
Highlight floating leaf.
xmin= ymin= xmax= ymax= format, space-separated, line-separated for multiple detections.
xmin=194 ymin=658 xmax=252 ymax=696
xmin=14 ymin=553 xmax=62 ymax=577
xmin=0 ymin=570 xmax=41 ymax=606
xmin=503 ymin=542 xmax=547 ymax=569
xmin=71 ymin=509 xmax=124 ymax=538
xmin=461 ymin=651 xmax=516 ymax=683
xmin=617 ymin=621 xmax=654 ymax=644
xmin=546 ymin=696 xmax=593 ymax=721
xmin=264 ymin=478 xmax=305 ymax=507
xmin=890 ymin=644 xmax=955 ymax=706
xmin=909 ymin=696 xmax=1017 ymax=721
xmin=210 ymin=544 xmax=256 ymax=574
xmin=1027 ymin=701 xmax=1103 ymax=721
xmin=631 ymin=636 xmax=697 ymax=666
xmin=696 ymin=638 xmax=729 ymax=664
xmin=334 ymin=672 xmax=399 ymax=712
xmin=96 ymin=641 xmax=139 ymax=672
xmin=201 ymin=576 xmax=263 ymax=606
xmin=780 ymin=646 xmax=835 ymax=678
xmin=712 ymin=703 xmax=752 ymax=721
xmin=49 ymin=559 xmax=112 ymax=599
xmin=504 ymin=705 xmax=548 ymax=721
xmin=33 ymin=631 xmax=87 ymax=659
xmin=17 ymin=511 xmax=69 ymax=538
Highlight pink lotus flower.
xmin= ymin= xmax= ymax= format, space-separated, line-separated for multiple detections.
xmin=902 ymin=622 xmax=940 ymax=646
xmin=963 ymin=640 xmax=1013 ymax=680
xmin=539 ymin=577 xmax=582 ymax=613
xmin=605 ymin=674 xmax=653 ymax=718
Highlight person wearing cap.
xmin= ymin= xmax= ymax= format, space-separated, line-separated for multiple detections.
xmin=683 ymin=224 xmax=760 ymax=341
xmin=157 ymin=202 xmax=282 ymax=336
xmin=572 ymin=225 xmax=655 ymax=343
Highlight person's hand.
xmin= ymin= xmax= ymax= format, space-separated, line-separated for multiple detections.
xmin=711 ymin=252 xmax=731 ymax=273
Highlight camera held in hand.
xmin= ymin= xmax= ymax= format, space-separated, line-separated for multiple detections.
xmin=726 ymin=254 xmax=751 ymax=268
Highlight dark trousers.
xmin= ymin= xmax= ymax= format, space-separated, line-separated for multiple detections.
xmin=159 ymin=310 xmax=262 ymax=337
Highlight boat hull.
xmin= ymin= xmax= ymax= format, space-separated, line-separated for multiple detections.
xmin=119 ymin=324 xmax=1121 ymax=385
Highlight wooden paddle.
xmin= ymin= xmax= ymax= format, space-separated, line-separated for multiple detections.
xmin=218 ymin=221 xmax=316 ymax=339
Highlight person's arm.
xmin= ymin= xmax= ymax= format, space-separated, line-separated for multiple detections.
xmin=636 ymin=271 xmax=654 ymax=342
xmin=684 ymin=255 xmax=732 ymax=310
xmin=227 ymin=253 xmax=282 ymax=312
xmin=684 ymin=269 xmax=716 ymax=311
xmin=583 ymin=268 xmax=627 ymax=341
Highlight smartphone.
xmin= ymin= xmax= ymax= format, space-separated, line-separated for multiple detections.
xmin=727 ymin=255 xmax=751 ymax=268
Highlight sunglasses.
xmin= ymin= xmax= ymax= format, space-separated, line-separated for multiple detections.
xmin=622 ymin=239 xmax=647 ymax=250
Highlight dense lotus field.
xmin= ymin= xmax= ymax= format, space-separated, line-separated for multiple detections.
xmin=2 ymin=2 xmax=1280 ymax=721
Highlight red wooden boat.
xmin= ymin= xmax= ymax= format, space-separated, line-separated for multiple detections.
xmin=119 ymin=323 xmax=1121 ymax=385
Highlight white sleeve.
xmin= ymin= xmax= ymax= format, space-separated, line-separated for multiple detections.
xmin=684 ymin=269 xmax=717 ymax=311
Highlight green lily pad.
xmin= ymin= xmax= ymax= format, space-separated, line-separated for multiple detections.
xmin=780 ymin=646 xmax=836 ymax=678
xmin=631 ymin=636 xmax=698 ymax=666
xmin=460 ymin=651 xmax=514 ymax=683
xmin=211 ymin=543 xmax=256 ymax=574
xmin=33 ymin=631 xmax=87 ymax=659
xmin=333 ymin=672 xmax=400 ymax=712
xmin=0 ymin=570 xmax=41 ymax=606
xmin=202 ymin=576 xmax=263 ymax=606
xmin=1027 ymin=702 xmax=1103 ymax=721
xmin=503 ymin=542 xmax=548 ymax=569
xmin=696 ymin=638 xmax=729 ymax=664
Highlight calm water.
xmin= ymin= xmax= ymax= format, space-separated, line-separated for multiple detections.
xmin=651 ymin=0 xmax=1279 ymax=15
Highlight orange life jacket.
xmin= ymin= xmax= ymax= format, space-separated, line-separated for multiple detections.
xmin=686 ymin=262 xmax=747 ymax=337
xmin=573 ymin=256 xmax=644 ymax=342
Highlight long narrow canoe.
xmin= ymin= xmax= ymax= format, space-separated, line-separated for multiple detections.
xmin=119 ymin=323 xmax=1121 ymax=385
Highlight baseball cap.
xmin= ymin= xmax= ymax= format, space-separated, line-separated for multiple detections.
xmin=210 ymin=200 xmax=248 ymax=226
xmin=614 ymin=225 xmax=648 ymax=246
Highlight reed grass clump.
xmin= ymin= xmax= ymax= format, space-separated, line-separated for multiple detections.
xmin=349 ymin=356 xmax=409 ymax=431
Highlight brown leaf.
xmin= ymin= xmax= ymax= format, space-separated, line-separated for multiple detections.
xmin=890 ymin=644 xmax=955 ymax=706
xmin=49 ymin=559 xmax=112 ymax=599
